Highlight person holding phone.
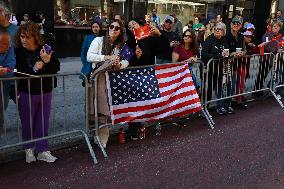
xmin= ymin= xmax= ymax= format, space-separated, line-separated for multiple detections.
xmin=155 ymin=15 xmax=181 ymax=64
xmin=14 ymin=22 xmax=60 ymax=163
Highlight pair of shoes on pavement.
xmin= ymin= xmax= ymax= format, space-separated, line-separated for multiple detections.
xmin=25 ymin=149 xmax=57 ymax=163
xmin=216 ymin=107 xmax=234 ymax=115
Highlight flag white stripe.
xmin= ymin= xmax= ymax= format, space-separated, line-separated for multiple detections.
xmin=158 ymin=76 xmax=193 ymax=93
xmin=155 ymin=64 xmax=187 ymax=75
xmin=113 ymin=86 xmax=197 ymax=110
xmin=113 ymin=93 xmax=200 ymax=119
xmin=114 ymin=102 xmax=201 ymax=122
xmin=157 ymin=70 xmax=193 ymax=86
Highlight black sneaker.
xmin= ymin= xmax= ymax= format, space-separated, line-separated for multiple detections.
xmin=240 ymin=102 xmax=248 ymax=109
xmin=226 ymin=106 xmax=234 ymax=114
xmin=217 ymin=107 xmax=227 ymax=115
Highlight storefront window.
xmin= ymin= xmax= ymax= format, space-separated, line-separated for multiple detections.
xmin=236 ymin=0 xmax=256 ymax=21
xmin=147 ymin=0 xmax=225 ymax=25
xmin=54 ymin=0 xmax=108 ymax=27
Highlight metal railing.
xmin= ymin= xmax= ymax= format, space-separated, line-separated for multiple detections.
xmin=0 ymin=73 xmax=97 ymax=164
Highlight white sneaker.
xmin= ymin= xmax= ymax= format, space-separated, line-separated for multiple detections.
xmin=25 ymin=148 xmax=36 ymax=163
xmin=37 ymin=151 xmax=57 ymax=163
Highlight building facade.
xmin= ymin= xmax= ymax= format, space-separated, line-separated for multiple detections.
xmin=5 ymin=0 xmax=281 ymax=57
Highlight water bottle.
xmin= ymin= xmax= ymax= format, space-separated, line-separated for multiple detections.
xmin=199 ymin=43 xmax=202 ymax=58
xmin=139 ymin=125 xmax=146 ymax=140
xmin=155 ymin=122 xmax=161 ymax=136
xmin=119 ymin=128 xmax=125 ymax=144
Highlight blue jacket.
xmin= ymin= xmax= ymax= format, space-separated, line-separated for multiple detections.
xmin=0 ymin=46 xmax=16 ymax=93
xmin=81 ymin=34 xmax=96 ymax=78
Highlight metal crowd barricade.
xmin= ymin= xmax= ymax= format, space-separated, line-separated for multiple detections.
xmin=203 ymin=53 xmax=281 ymax=125
xmin=0 ymin=73 xmax=97 ymax=164
xmin=90 ymin=62 xmax=213 ymax=157
xmin=272 ymin=51 xmax=284 ymax=107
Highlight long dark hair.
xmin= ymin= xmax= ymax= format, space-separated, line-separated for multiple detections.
xmin=125 ymin=19 xmax=144 ymax=50
xmin=102 ymin=20 xmax=125 ymax=55
xmin=180 ymin=29 xmax=197 ymax=50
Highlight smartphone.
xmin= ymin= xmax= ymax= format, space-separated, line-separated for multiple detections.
xmin=44 ymin=44 xmax=52 ymax=54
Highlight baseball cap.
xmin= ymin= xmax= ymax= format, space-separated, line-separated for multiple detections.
xmin=232 ymin=15 xmax=243 ymax=24
xmin=244 ymin=23 xmax=255 ymax=30
xmin=164 ymin=15 xmax=174 ymax=23
xmin=242 ymin=31 xmax=253 ymax=36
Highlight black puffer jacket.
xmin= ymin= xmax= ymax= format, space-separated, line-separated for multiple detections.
xmin=201 ymin=34 xmax=229 ymax=64
xmin=15 ymin=47 xmax=60 ymax=94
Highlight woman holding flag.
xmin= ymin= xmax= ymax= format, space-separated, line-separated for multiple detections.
xmin=126 ymin=19 xmax=169 ymax=140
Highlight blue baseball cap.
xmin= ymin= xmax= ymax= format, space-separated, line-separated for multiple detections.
xmin=244 ymin=23 xmax=255 ymax=30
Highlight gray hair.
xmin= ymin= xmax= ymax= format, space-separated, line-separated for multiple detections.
xmin=215 ymin=22 xmax=226 ymax=35
xmin=0 ymin=1 xmax=11 ymax=19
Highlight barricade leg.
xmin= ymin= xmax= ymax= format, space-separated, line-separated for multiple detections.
xmin=269 ymin=89 xmax=284 ymax=108
xmin=93 ymin=75 xmax=108 ymax=158
xmin=80 ymin=130 xmax=98 ymax=164
xmin=201 ymin=108 xmax=214 ymax=129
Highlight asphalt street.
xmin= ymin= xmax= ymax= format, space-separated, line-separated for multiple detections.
xmin=1 ymin=57 xmax=284 ymax=188
xmin=1 ymin=96 xmax=284 ymax=189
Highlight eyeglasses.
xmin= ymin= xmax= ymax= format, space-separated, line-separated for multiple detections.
xmin=183 ymin=35 xmax=192 ymax=38
xmin=109 ymin=25 xmax=121 ymax=31
xmin=215 ymin=28 xmax=222 ymax=31
xmin=165 ymin=20 xmax=173 ymax=24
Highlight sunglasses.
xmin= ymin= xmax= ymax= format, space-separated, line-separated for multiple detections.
xmin=232 ymin=21 xmax=241 ymax=25
xmin=109 ymin=25 xmax=121 ymax=31
xmin=165 ymin=20 xmax=173 ymax=24
xmin=183 ymin=35 xmax=192 ymax=38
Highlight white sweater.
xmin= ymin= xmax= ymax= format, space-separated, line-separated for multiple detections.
xmin=87 ymin=36 xmax=129 ymax=69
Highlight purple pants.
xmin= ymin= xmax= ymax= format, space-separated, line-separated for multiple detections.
xmin=19 ymin=91 xmax=52 ymax=152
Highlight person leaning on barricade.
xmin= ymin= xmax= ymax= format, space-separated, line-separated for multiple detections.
xmin=201 ymin=22 xmax=234 ymax=115
xmin=126 ymin=19 xmax=169 ymax=140
xmin=0 ymin=1 xmax=18 ymax=103
xmin=87 ymin=20 xmax=129 ymax=148
xmin=257 ymin=20 xmax=283 ymax=98
xmin=172 ymin=29 xmax=200 ymax=91
xmin=80 ymin=19 xmax=102 ymax=128
xmin=0 ymin=27 xmax=16 ymax=137
xmin=225 ymin=16 xmax=248 ymax=109
xmin=14 ymin=22 xmax=60 ymax=163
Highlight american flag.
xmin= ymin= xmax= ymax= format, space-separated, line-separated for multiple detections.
xmin=106 ymin=63 xmax=201 ymax=124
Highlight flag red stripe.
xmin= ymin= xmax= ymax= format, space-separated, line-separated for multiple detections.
xmin=156 ymin=66 xmax=189 ymax=79
xmin=159 ymin=73 xmax=192 ymax=88
xmin=113 ymin=98 xmax=201 ymax=123
xmin=113 ymin=106 xmax=201 ymax=124
xmin=113 ymin=90 xmax=198 ymax=114
xmin=155 ymin=63 xmax=188 ymax=70
xmin=160 ymin=81 xmax=195 ymax=97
